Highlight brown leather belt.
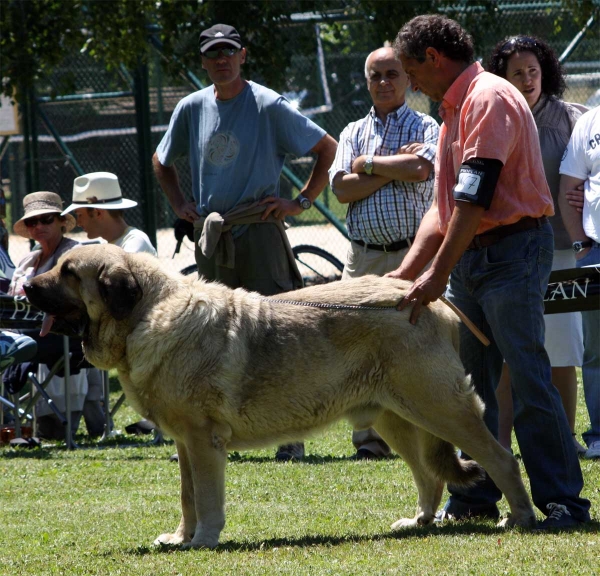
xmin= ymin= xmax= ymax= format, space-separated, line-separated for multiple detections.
xmin=353 ymin=237 xmax=414 ymax=252
xmin=467 ymin=216 xmax=548 ymax=250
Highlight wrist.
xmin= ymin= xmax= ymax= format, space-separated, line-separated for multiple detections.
xmin=296 ymin=193 xmax=312 ymax=210
xmin=572 ymin=239 xmax=593 ymax=254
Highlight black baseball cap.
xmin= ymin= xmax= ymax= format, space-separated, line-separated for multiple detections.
xmin=199 ymin=24 xmax=243 ymax=54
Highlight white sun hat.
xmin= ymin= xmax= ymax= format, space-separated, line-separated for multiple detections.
xmin=62 ymin=172 xmax=138 ymax=214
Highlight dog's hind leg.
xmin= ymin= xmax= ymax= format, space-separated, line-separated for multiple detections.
xmin=154 ymin=439 xmax=196 ymax=546
xmin=391 ymin=390 xmax=536 ymax=529
xmin=435 ymin=419 xmax=536 ymax=529
xmin=373 ymin=410 xmax=444 ymax=529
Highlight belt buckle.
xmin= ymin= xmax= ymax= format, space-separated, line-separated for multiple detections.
xmin=383 ymin=243 xmax=389 ymax=253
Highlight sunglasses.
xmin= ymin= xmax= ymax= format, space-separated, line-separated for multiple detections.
xmin=500 ymin=36 xmax=538 ymax=53
xmin=202 ymin=47 xmax=240 ymax=59
xmin=24 ymin=214 xmax=57 ymax=228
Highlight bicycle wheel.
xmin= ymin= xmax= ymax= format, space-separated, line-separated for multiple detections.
xmin=292 ymin=244 xmax=344 ymax=287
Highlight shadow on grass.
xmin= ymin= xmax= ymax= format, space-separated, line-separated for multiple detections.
xmin=227 ymin=452 xmax=400 ymax=464
xmin=127 ymin=519 xmax=600 ymax=555
xmin=0 ymin=437 xmax=173 ymax=459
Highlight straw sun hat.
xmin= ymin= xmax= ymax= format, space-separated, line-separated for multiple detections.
xmin=13 ymin=192 xmax=76 ymax=238
xmin=62 ymin=172 xmax=137 ymax=214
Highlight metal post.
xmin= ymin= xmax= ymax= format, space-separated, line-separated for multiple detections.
xmin=102 ymin=370 xmax=112 ymax=439
xmin=133 ymin=62 xmax=157 ymax=249
xmin=63 ymin=335 xmax=73 ymax=449
xmin=559 ymin=14 xmax=596 ymax=64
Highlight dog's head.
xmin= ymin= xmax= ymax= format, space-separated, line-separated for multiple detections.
xmin=24 ymin=244 xmax=143 ymax=353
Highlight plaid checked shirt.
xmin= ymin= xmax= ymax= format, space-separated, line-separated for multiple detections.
xmin=329 ymin=103 xmax=439 ymax=245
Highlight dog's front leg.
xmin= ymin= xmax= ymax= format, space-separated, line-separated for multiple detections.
xmin=154 ymin=440 xmax=196 ymax=546
xmin=182 ymin=426 xmax=228 ymax=549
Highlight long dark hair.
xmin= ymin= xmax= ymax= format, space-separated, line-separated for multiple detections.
xmin=488 ymin=35 xmax=566 ymax=98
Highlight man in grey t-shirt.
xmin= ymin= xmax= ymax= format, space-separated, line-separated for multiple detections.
xmin=153 ymin=24 xmax=337 ymax=461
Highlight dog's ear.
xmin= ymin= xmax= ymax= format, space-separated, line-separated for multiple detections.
xmin=97 ymin=263 xmax=142 ymax=320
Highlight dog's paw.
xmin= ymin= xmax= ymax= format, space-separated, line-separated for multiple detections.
xmin=391 ymin=517 xmax=420 ymax=530
xmin=391 ymin=512 xmax=434 ymax=530
xmin=182 ymin=536 xmax=219 ymax=550
xmin=153 ymin=532 xmax=188 ymax=546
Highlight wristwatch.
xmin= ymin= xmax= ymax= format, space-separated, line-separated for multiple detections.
xmin=572 ymin=240 xmax=593 ymax=253
xmin=364 ymin=155 xmax=374 ymax=176
xmin=296 ymin=193 xmax=312 ymax=210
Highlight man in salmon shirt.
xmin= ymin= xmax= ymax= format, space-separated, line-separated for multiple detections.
xmin=387 ymin=15 xmax=590 ymax=529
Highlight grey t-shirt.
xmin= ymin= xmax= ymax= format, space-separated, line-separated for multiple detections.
xmin=156 ymin=81 xmax=326 ymax=215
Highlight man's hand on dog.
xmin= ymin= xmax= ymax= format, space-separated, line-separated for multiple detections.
xmin=387 ymin=267 xmax=448 ymax=325
xmin=260 ymin=196 xmax=304 ymax=220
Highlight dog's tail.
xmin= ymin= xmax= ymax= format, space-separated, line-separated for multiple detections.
xmin=424 ymin=437 xmax=484 ymax=487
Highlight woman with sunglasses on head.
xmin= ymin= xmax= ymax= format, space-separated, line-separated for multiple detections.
xmin=488 ymin=36 xmax=587 ymax=455
xmin=5 ymin=191 xmax=87 ymax=440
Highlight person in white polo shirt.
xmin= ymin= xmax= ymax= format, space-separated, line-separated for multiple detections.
xmin=559 ymin=106 xmax=600 ymax=460
xmin=62 ymin=171 xmax=157 ymax=256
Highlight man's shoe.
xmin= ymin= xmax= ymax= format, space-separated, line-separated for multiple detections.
xmin=573 ymin=434 xmax=587 ymax=455
xmin=536 ymin=503 xmax=585 ymax=530
xmin=584 ymin=440 xmax=600 ymax=459
xmin=434 ymin=505 xmax=500 ymax=524
xmin=275 ymin=443 xmax=304 ymax=462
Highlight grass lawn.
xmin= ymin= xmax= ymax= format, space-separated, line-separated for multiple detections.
xmin=1 ymin=374 xmax=598 ymax=575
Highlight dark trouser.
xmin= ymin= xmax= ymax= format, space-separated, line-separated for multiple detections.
xmin=194 ymin=223 xmax=297 ymax=295
xmin=444 ymin=221 xmax=590 ymax=521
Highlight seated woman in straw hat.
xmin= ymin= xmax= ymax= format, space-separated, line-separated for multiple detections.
xmin=5 ymin=191 xmax=87 ymax=440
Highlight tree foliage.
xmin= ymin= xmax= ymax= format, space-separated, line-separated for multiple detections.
xmin=1 ymin=0 xmax=598 ymax=103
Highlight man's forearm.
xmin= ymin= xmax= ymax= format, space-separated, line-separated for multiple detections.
xmin=430 ymin=202 xmax=485 ymax=279
xmin=372 ymin=154 xmax=433 ymax=182
xmin=395 ymin=205 xmax=444 ymax=279
xmin=152 ymin=153 xmax=186 ymax=212
xmin=559 ymin=175 xmax=587 ymax=241
xmin=332 ymin=173 xmax=392 ymax=204
xmin=301 ymin=135 xmax=338 ymax=202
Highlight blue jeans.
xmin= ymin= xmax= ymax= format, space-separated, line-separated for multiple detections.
xmin=578 ymin=242 xmax=600 ymax=447
xmin=444 ymin=221 xmax=590 ymax=521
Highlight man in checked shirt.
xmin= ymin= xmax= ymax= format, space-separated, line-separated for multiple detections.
xmin=328 ymin=46 xmax=440 ymax=460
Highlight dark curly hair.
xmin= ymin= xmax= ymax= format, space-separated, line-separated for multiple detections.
xmin=393 ymin=15 xmax=474 ymax=64
xmin=488 ymin=36 xmax=566 ymax=98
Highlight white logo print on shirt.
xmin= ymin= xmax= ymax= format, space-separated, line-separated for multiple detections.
xmin=205 ymin=132 xmax=240 ymax=167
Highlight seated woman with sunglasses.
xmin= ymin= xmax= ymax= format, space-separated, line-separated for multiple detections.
xmin=5 ymin=191 xmax=88 ymax=440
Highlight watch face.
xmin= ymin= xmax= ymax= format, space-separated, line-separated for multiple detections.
xmin=299 ymin=197 xmax=311 ymax=210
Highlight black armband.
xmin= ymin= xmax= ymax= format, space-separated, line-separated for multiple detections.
xmin=452 ymin=158 xmax=503 ymax=210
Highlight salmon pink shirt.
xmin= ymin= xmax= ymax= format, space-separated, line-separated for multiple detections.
xmin=435 ymin=62 xmax=553 ymax=235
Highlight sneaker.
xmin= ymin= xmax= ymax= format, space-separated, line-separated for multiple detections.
xmin=351 ymin=448 xmax=382 ymax=460
xmin=537 ymin=503 xmax=584 ymax=530
xmin=275 ymin=442 xmax=305 ymax=462
xmin=573 ymin=435 xmax=587 ymax=455
xmin=584 ymin=440 xmax=600 ymax=459
xmin=433 ymin=505 xmax=500 ymax=524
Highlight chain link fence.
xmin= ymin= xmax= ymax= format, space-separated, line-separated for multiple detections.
xmin=2 ymin=2 xmax=599 ymax=275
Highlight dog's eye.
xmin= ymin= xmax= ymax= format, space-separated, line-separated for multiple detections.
xmin=61 ymin=262 xmax=78 ymax=279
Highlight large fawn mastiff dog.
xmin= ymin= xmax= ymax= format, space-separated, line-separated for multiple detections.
xmin=25 ymin=244 xmax=536 ymax=548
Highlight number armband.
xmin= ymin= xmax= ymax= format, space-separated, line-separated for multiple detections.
xmin=453 ymin=158 xmax=503 ymax=210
